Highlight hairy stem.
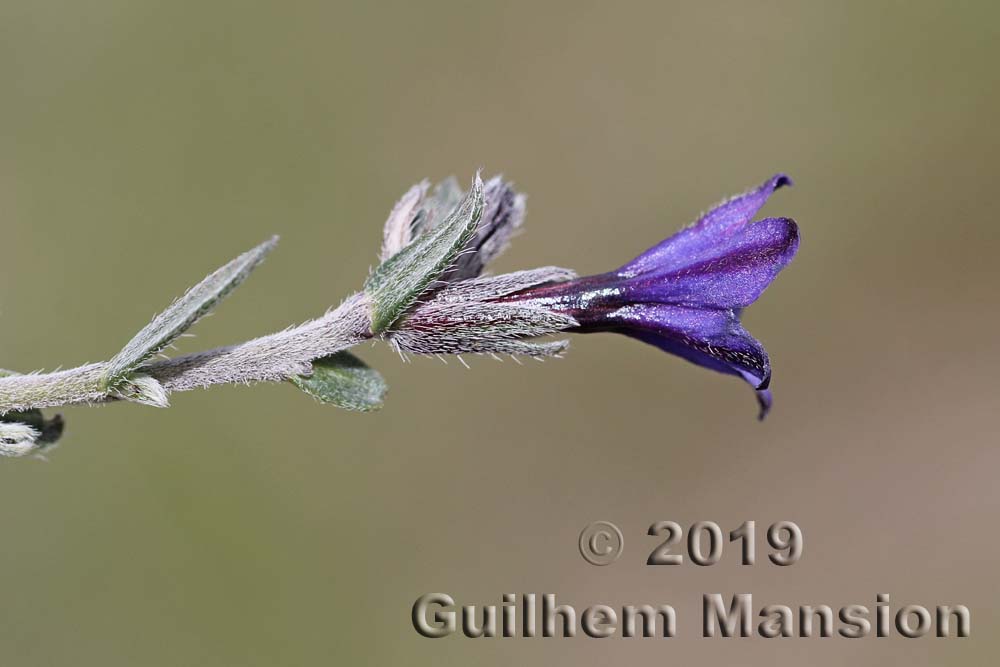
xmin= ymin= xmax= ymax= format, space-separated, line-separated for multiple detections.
xmin=0 ymin=293 xmax=373 ymax=414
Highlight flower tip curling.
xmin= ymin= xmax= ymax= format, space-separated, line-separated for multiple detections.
xmin=772 ymin=173 xmax=793 ymax=190
xmin=756 ymin=389 xmax=773 ymax=421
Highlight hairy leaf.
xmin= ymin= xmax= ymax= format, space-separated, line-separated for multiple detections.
xmin=442 ymin=176 xmax=526 ymax=282
xmin=380 ymin=181 xmax=428 ymax=261
xmin=411 ymin=177 xmax=463 ymax=239
xmin=365 ymin=174 xmax=484 ymax=333
xmin=104 ymin=237 xmax=278 ymax=388
xmin=110 ymin=374 xmax=169 ymax=408
xmin=290 ymin=352 xmax=387 ymax=412
xmin=425 ymin=267 xmax=577 ymax=303
xmin=389 ymin=300 xmax=576 ymax=357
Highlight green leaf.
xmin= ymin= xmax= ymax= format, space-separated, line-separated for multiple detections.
xmin=290 ymin=352 xmax=387 ymax=412
xmin=411 ymin=176 xmax=463 ymax=237
xmin=104 ymin=236 xmax=278 ymax=389
xmin=364 ymin=174 xmax=484 ymax=333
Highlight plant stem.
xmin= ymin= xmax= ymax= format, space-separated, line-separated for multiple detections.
xmin=0 ymin=293 xmax=372 ymax=414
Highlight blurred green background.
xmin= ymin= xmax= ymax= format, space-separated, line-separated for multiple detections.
xmin=1 ymin=1 xmax=998 ymax=664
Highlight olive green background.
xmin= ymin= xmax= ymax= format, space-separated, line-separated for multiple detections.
xmin=1 ymin=1 xmax=997 ymax=664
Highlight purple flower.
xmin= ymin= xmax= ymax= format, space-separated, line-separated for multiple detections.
xmin=501 ymin=174 xmax=799 ymax=419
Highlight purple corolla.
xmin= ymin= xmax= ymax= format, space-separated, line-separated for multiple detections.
xmin=502 ymin=174 xmax=799 ymax=419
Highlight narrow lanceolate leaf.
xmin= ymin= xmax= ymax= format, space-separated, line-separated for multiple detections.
xmin=380 ymin=181 xmax=428 ymax=261
xmin=290 ymin=352 xmax=387 ymax=412
xmin=411 ymin=177 xmax=463 ymax=238
xmin=365 ymin=174 xmax=484 ymax=334
xmin=104 ymin=236 xmax=279 ymax=389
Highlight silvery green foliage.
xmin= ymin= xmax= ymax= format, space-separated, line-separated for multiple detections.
xmin=365 ymin=175 xmax=485 ymax=333
xmin=440 ymin=176 xmax=526 ymax=283
xmin=389 ymin=302 xmax=573 ymax=358
xmin=388 ymin=268 xmax=577 ymax=358
xmin=380 ymin=177 xmax=465 ymax=262
xmin=415 ymin=267 xmax=576 ymax=303
xmin=372 ymin=175 xmax=572 ymax=358
xmin=104 ymin=236 xmax=278 ymax=404
xmin=379 ymin=175 xmax=525 ymax=283
xmin=0 ymin=171 xmax=581 ymax=458
xmin=289 ymin=351 xmax=387 ymax=411
xmin=143 ymin=293 xmax=373 ymax=392
xmin=410 ymin=178 xmax=465 ymax=242
xmin=380 ymin=181 xmax=428 ymax=261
